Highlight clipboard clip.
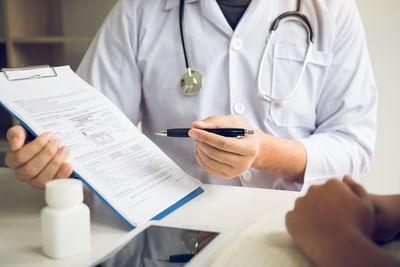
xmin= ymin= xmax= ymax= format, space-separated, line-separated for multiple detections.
xmin=1 ymin=65 xmax=58 ymax=81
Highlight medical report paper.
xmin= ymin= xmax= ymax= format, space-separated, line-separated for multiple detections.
xmin=0 ymin=66 xmax=203 ymax=228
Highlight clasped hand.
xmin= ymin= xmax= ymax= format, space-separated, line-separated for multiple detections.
xmin=189 ymin=115 xmax=260 ymax=179
xmin=285 ymin=176 xmax=400 ymax=266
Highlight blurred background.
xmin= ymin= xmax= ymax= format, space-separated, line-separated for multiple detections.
xmin=355 ymin=0 xmax=400 ymax=194
xmin=0 ymin=0 xmax=115 ymax=162
xmin=0 ymin=0 xmax=398 ymax=194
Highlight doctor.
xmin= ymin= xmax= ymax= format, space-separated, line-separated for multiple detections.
xmin=5 ymin=0 xmax=377 ymax=191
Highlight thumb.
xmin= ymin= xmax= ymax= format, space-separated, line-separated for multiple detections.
xmin=6 ymin=125 xmax=28 ymax=152
xmin=343 ymin=175 xmax=368 ymax=198
xmin=192 ymin=116 xmax=221 ymax=129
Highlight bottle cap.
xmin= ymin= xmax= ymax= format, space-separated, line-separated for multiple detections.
xmin=45 ymin=179 xmax=84 ymax=208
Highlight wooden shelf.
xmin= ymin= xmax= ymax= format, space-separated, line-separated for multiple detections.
xmin=0 ymin=0 xmax=116 ymax=131
xmin=12 ymin=35 xmax=94 ymax=44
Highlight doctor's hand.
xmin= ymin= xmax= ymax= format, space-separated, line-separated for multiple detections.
xmin=189 ymin=115 xmax=260 ymax=179
xmin=5 ymin=125 xmax=73 ymax=189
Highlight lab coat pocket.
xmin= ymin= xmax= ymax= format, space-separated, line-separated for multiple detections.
xmin=269 ymin=44 xmax=333 ymax=129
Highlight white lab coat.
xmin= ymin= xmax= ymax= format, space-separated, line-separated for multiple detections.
xmin=77 ymin=0 xmax=377 ymax=191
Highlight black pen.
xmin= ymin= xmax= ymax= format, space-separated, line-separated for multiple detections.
xmin=154 ymin=128 xmax=254 ymax=138
xmin=159 ymin=253 xmax=194 ymax=263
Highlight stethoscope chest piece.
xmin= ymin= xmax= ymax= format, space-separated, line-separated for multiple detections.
xmin=180 ymin=70 xmax=203 ymax=95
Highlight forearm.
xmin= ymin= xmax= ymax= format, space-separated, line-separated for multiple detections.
xmin=252 ymin=130 xmax=306 ymax=183
xmin=304 ymin=228 xmax=399 ymax=267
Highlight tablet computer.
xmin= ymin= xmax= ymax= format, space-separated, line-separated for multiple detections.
xmin=92 ymin=221 xmax=231 ymax=267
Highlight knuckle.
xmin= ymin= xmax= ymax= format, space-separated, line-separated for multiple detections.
xmin=326 ymin=179 xmax=336 ymax=185
xmin=307 ymin=185 xmax=318 ymax=193
xmin=294 ymin=196 xmax=304 ymax=207
xmin=4 ymin=154 xmax=12 ymax=168
xmin=326 ymin=179 xmax=341 ymax=188
xmin=207 ymin=149 xmax=218 ymax=160
xmin=43 ymin=143 xmax=57 ymax=157
xmin=63 ymin=166 xmax=73 ymax=177
xmin=203 ymin=157 xmax=213 ymax=167
xmin=195 ymin=154 xmax=205 ymax=167
xmin=219 ymin=140 xmax=229 ymax=150
xmin=202 ymin=162 xmax=213 ymax=172
xmin=31 ymin=180 xmax=45 ymax=190
xmin=285 ymin=211 xmax=293 ymax=224
xmin=30 ymin=183 xmax=41 ymax=190
xmin=15 ymin=174 xmax=25 ymax=182
xmin=36 ymin=178 xmax=49 ymax=188
xmin=14 ymin=152 xmax=25 ymax=164
xmin=52 ymin=155 xmax=65 ymax=167
xmin=202 ymin=157 xmax=211 ymax=167
xmin=285 ymin=212 xmax=296 ymax=232
xmin=36 ymin=137 xmax=49 ymax=148
xmin=24 ymin=164 xmax=39 ymax=178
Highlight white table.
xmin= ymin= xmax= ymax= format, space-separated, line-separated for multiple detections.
xmin=0 ymin=167 xmax=300 ymax=267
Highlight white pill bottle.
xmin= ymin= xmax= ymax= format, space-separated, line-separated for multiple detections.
xmin=41 ymin=179 xmax=91 ymax=259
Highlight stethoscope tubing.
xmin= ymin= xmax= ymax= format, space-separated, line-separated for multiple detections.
xmin=178 ymin=0 xmax=315 ymax=102
xmin=257 ymin=13 xmax=314 ymax=104
xmin=179 ymin=0 xmax=190 ymax=70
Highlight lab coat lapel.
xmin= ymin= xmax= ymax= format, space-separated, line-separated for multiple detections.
xmin=237 ymin=0 xmax=278 ymax=34
xmin=200 ymin=0 xmax=233 ymax=37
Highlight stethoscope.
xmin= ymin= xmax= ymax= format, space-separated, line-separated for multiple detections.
xmin=179 ymin=0 xmax=315 ymax=104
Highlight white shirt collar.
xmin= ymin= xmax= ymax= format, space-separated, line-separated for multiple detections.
xmin=164 ymin=0 xmax=200 ymax=10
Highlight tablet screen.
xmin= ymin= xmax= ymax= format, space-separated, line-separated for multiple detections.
xmin=96 ymin=225 xmax=220 ymax=267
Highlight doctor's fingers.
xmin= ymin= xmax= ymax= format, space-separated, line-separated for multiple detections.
xmin=5 ymin=132 xmax=54 ymax=169
xmin=194 ymin=148 xmax=236 ymax=179
xmin=30 ymin=147 xmax=72 ymax=189
xmin=193 ymin=115 xmax=247 ymax=129
xmin=13 ymin=139 xmax=62 ymax=183
xmin=189 ymin=128 xmax=258 ymax=156
xmin=195 ymin=141 xmax=252 ymax=170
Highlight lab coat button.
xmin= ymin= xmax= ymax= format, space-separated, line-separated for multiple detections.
xmin=231 ymin=38 xmax=243 ymax=51
xmin=234 ymin=102 xmax=246 ymax=114
xmin=241 ymin=170 xmax=252 ymax=182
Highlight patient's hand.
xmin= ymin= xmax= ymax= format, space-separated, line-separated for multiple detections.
xmin=369 ymin=194 xmax=400 ymax=242
xmin=285 ymin=177 xmax=376 ymax=266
